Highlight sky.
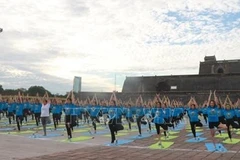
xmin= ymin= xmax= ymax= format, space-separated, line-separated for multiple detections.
xmin=0 ymin=0 xmax=240 ymax=94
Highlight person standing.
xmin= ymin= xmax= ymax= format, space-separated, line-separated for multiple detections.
xmin=40 ymin=93 xmax=51 ymax=136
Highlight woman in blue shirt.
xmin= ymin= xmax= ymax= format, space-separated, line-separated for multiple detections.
xmin=89 ymin=102 xmax=100 ymax=134
xmin=7 ymin=100 xmax=15 ymax=125
xmin=235 ymin=105 xmax=240 ymax=127
xmin=15 ymin=101 xmax=23 ymax=131
xmin=224 ymin=104 xmax=240 ymax=141
xmin=136 ymin=104 xmax=145 ymax=137
xmin=125 ymin=104 xmax=134 ymax=130
xmin=34 ymin=100 xmax=41 ymax=126
xmin=187 ymin=103 xmax=203 ymax=140
xmin=153 ymin=108 xmax=167 ymax=146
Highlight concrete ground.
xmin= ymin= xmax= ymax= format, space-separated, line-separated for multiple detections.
xmin=0 ymin=117 xmax=240 ymax=160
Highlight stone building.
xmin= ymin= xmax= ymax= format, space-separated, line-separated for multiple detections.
xmin=78 ymin=56 xmax=240 ymax=103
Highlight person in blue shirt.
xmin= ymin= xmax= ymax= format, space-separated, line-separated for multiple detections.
xmin=107 ymin=100 xmax=123 ymax=144
xmin=207 ymin=96 xmax=227 ymax=149
xmin=202 ymin=104 xmax=208 ymax=124
xmin=0 ymin=101 xmax=3 ymax=120
xmin=224 ymin=104 xmax=240 ymax=141
xmin=235 ymin=105 xmax=240 ymax=127
xmin=23 ymin=100 xmax=29 ymax=123
xmin=162 ymin=103 xmax=173 ymax=129
xmin=125 ymin=104 xmax=134 ymax=130
xmin=15 ymin=102 xmax=23 ymax=131
xmin=7 ymin=101 xmax=15 ymax=124
xmin=187 ymin=103 xmax=203 ymax=140
xmin=64 ymin=98 xmax=77 ymax=139
xmin=108 ymin=106 xmax=117 ymax=144
xmin=153 ymin=107 xmax=167 ymax=147
xmin=101 ymin=102 xmax=109 ymax=127
xmin=135 ymin=104 xmax=145 ymax=137
xmin=144 ymin=104 xmax=153 ymax=132
xmin=51 ymin=100 xmax=60 ymax=130
xmin=34 ymin=100 xmax=41 ymax=126
xmin=89 ymin=102 xmax=100 ymax=134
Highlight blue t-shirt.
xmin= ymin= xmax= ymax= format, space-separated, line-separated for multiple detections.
xmin=163 ymin=108 xmax=171 ymax=118
xmin=235 ymin=108 xmax=240 ymax=118
xmin=64 ymin=103 xmax=75 ymax=115
xmin=15 ymin=104 xmax=23 ymax=116
xmin=217 ymin=108 xmax=224 ymax=117
xmin=202 ymin=107 xmax=208 ymax=115
xmin=8 ymin=104 xmax=14 ymax=113
xmin=207 ymin=107 xmax=219 ymax=122
xmin=153 ymin=109 xmax=165 ymax=124
xmin=89 ymin=106 xmax=100 ymax=117
xmin=125 ymin=108 xmax=133 ymax=118
xmin=136 ymin=107 xmax=144 ymax=117
xmin=172 ymin=108 xmax=181 ymax=117
xmin=224 ymin=109 xmax=235 ymax=119
xmin=34 ymin=104 xmax=41 ymax=113
xmin=188 ymin=109 xmax=199 ymax=122
xmin=101 ymin=107 xmax=109 ymax=114
xmin=52 ymin=105 xmax=60 ymax=114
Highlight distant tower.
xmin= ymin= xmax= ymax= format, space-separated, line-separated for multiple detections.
xmin=73 ymin=76 xmax=82 ymax=93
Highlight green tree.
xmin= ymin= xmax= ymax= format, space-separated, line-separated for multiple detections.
xmin=0 ymin=85 xmax=4 ymax=93
xmin=27 ymin=86 xmax=52 ymax=97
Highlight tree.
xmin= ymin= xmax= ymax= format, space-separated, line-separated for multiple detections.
xmin=0 ymin=85 xmax=3 ymax=93
xmin=27 ymin=86 xmax=52 ymax=97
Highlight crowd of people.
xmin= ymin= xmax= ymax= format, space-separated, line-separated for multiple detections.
xmin=0 ymin=90 xmax=240 ymax=150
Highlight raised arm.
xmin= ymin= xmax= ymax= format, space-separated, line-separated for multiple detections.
xmin=207 ymin=90 xmax=212 ymax=106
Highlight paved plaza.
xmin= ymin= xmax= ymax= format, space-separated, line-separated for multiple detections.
xmin=0 ymin=117 xmax=240 ymax=160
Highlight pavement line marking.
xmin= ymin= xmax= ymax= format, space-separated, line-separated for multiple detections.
xmin=118 ymin=145 xmax=239 ymax=154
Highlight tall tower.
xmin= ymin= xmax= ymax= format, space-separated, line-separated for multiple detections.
xmin=73 ymin=76 xmax=82 ymax=93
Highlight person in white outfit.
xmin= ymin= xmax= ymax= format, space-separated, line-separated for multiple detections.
xmin=40 ymin=99 xmax=51 ymax=136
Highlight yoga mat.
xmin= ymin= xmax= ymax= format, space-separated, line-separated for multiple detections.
xmin=129 ymin=134 xmax=152 ymax=140
xmin=186 ymin=132 xmax=203 ymax=137
xmin=162 ymin=131 xmax=179 ymax=135
xmin=30 ymin=133 xmax=63 ymax=138
xmin=205 ymin=143 xmax=227 ymax=152
xmin=73 ymin=129 xmax=90 ymax=133
xmin=185 ymin=137 xmax=206 ymax=143
xmin=215 ymin=133 xmax=229 ymax=138
xmin=103 ymin=132 xmax=128 ymax=137
xmin=223 ymin=138 xmax=240 ymax=144
xmin=185 ymin=126 xmax=202 ymax=130
xmin=60 ymin=136 xmax=93 ymax=142
xmin=21 ymin=125 xmax=37 ymax=129
xmin=121 ymin=129 xmax=138 ymax=133
xmin=0 ymin=128 xmax=15 ymax=131
xmin=187 ymin=129 xmax=203 ymax=132
xmin=82 ymin=130 xmax=108 ymax=136
xmin=105 ymin=140 xmax=134 ymax=146
xmin=154 ymin=135 xmax=178 ymax=141
xmin=149 ymin=141 xmax=174 ymax=149
xmin=1 ymin=130 xmax=35 ymax=135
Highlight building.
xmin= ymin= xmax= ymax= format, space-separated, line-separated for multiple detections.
xmin=73 ymin=76 xmax=82 ymax=93
xmin=77 ymin=56 xmax=240 ymax=103
xmin=122 ymin=56 xmax=240 ymax=93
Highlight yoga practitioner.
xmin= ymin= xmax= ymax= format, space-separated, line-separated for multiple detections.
xmin=207 ymin=91 xmax=227 ymax=150
xmin=40 ymin=92 xmax=51 ymax=136
xmin=153 ymin=107 xmax=168 ymax=147
xmin=223 ymin=96 xmax=240 ymax=141
xmin=187 ymin=97 xmax=203 ymax=140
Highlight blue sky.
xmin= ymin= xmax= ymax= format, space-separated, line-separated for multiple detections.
xmin=0 ymin=0 xmax=240 ymax=94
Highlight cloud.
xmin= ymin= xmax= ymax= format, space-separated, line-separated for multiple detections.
xmin=0 ymin=0 xmax=240 ymax=94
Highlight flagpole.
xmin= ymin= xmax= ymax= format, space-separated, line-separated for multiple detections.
xmin=114 ymin=73 xmax=116 ymax=91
